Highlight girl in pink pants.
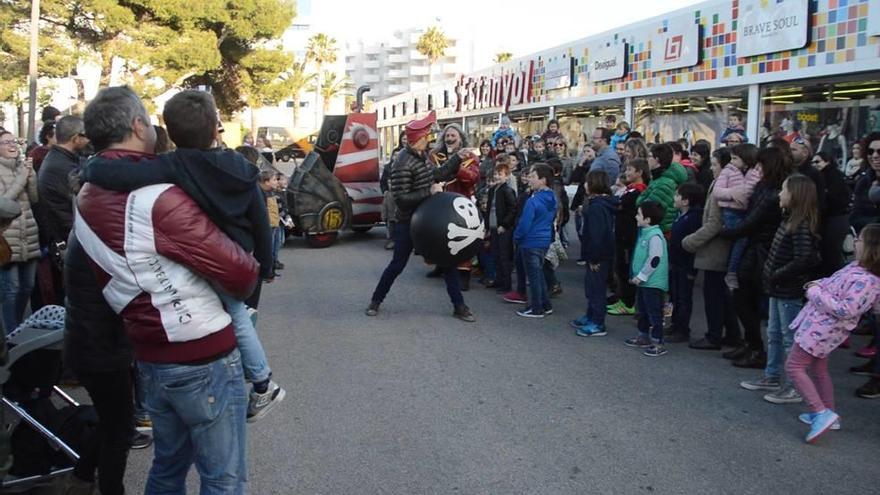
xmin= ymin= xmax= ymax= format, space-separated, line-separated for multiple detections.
xmin=786 ymin=223 xmax=880 ymax=444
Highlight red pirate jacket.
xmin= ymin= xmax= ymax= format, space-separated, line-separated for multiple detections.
xmin=75 ymin=149 xmax=258 ymax=364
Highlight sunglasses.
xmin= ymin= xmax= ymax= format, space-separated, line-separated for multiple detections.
xmin=868 ymin=147 xmax=880 ymax=156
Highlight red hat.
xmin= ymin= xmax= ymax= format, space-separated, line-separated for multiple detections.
xmin=405 ymin=111 xmax=436 ymax=144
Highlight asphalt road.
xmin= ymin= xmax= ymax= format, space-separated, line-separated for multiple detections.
xmin=122 ymin=227 xmax=880 ymax=494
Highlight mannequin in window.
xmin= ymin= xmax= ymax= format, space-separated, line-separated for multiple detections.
xmin=818 ymin=120 xmax=847 ymax=167
xmin=780 ymin=117 xmax=801 ymax=144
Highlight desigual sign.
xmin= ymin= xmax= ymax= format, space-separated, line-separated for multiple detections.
xmin=453 ymin=61 xmax=535 ymax=113
xmin=736 ymin=0 xmax=809 ymax=58
xmin=590 ymin=43 xmax=627 ymax=82
xmin=650 ymin=19 xmax=700 ymax=72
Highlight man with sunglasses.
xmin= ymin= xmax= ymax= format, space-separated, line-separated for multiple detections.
xmin=37 ymin=116 xmax=90 ymax=285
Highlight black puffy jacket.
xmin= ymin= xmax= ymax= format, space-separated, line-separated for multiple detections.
xmin=389 ymin=146 xmax=462 ymax=222
xmin=762 ymin=218 xmax=821 ymax=299
xmin=721 ymin=182 xmax=783 ymax=285
xmin=850 ymin=169 xmax=879 ymax=232
xmin=62 ymin=232 xmax=132 ymax=374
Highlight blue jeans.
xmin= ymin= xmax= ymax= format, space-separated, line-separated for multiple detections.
xmin=139 ymin=350 xmax=248 ymax=495
xmin=584 ymin=260 xmax=610 ymax=326
xmin=514 ymin=245 xmax=526 ymax=294
xmin=765 ymin=297 xmax=803 ymax=383
xmin=0 ymin=260 xmax=37 ymax=333
xmin=521 ymin=247 xmax=550 ymax=314
xmin=637 ymin=287 xmax=665 ymax=342
xmin=219 ymin=293 xmax=270 ymax=384
xmin=272 ymin=227 xmax=284 ymax=264
xmin=669 ymin=264 xmax=696 ymax=336
xmin=372 ymin=222 xmax=464 ymax=307
xmin=722 ymin=208 xmax=746 ymax=273
xmin=479 ymin=237 xmax=496 ymax=281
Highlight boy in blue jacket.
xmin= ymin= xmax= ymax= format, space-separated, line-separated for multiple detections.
xmin=666 ymin=182 xmax=705 ymax=345
xmin=513 ymin=163 xmax=557 ymax=318
xmin=571 ymin=170 xmax=619 ymax=336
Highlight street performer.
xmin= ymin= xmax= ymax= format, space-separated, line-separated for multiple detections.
xmin=365 ymin=111 xmax=476 ymax=322
xmin=426 ymin=123 xmax=480 ymax=290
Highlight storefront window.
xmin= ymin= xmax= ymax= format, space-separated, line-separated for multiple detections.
xmin=464 ymin=114 xmax=502 ymax=148
xmin=761 ymin=78 xmax=880 ymax=165
xmin=634 ymin=88 xmax=748 ymax=147
xmin=509 ymin=111 xmax=550 ymax=142
xmin=555 ymin=103 xmax=625 ymax=154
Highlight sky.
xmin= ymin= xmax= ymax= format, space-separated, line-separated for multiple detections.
xmin=307 ymin=0 xmax=705 ymax=70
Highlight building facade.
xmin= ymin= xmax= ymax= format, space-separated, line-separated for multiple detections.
xmin=375 ymin=0 xmax=880 ymax=167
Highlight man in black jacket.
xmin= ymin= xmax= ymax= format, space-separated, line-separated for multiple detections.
xmin=36 ymin=116 xmax=89 ymax=302
xmin=366 ymin=111 xmax=474 ymax=322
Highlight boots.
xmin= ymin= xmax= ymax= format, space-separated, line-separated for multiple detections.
xmin=732 ymin=349 xmax=767 ymax=369
xmin=722 ymin=344 xmax=750 ymax=360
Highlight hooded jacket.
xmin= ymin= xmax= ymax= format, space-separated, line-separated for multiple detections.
xmin=581 ymin=194 xmax=619 ymax=263
xmin=513 ymin=189 xmax=557 ymax=249
xmin=83 ymin=148 xmax=273 ymax=279
xmin=636 ymin=162 xmax=689 ymax=232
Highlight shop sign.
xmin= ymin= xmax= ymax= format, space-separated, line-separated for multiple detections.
xmin=590 ymin=43 xmax=627 ymax=82
xmin=651 ymin=20 xmax=700 ymax=72
xmin=736 ymin=0 xmax=809 ymax=58
xmin=543 ymin=54 xmax=574 ymax=91
xmin=453 ymin=61 xmax=535 ymax=113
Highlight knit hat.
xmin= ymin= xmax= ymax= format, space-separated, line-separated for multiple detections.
xmin=404 ymin=111 xmax=436 ymax=144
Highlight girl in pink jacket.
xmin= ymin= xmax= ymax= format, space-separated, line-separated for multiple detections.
xmin=785 ymin=223 xmax=880 ymax=444
xmin=711 ymin=143 xmax=762 ymax=289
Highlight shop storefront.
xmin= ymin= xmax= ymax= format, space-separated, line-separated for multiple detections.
xmin=375 ymin=0 xmax=880 ymax=157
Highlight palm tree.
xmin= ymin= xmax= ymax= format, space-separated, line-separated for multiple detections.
xmin=310 ymin=71 xmax=350 ymax=114
xmin=305 ymin=33 xmax=338 ymax=123
xmin=415 ymin=26 xmax=449 ymax=86
xmin=281 ymin=58 xmax=315 ymax=128
xmin=494 ymin=52 xmax=513 ymax=63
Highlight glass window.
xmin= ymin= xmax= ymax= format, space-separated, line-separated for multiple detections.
xmin=761 ymin=77 xmax=880 ymax=165
xmin=634 ymin=88 xmax=748 ymax=147
xmin=464 ymin=114 xmax=498 ymax=148
xmin=555 ymin=103 xmax=625 ymax=154
xmin=509 ymin=110 xmax=550 ymax=143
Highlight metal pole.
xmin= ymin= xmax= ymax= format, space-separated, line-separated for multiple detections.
xmin=27 ymin=0 xmax=41 ymax=144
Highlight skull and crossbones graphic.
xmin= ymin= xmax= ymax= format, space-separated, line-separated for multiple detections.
xmin=447 ymin=196 xmax=484 ymax=255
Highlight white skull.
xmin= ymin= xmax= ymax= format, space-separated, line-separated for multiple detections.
xmin=452 ymin=196 xmax=480 ymax=229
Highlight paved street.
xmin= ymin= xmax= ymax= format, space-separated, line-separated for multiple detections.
xmin=124 ymin=227 xmax=879 ymax=494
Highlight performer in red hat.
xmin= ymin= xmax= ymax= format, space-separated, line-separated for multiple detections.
xmin=365 ymin=111 xmax=476 ymax=322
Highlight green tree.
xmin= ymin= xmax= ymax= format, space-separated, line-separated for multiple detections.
xmin=494 ymin=52 xmax=513 ymax=63
xmin=278 ymin=58 xmax=315 ymax=128
xmin=416 ymin=26 xmax=449 ymax=86
xmin=309 ymin=71 xmax=349 ymax=114
xmin=305 ymin=33 xmax=337 ymax=121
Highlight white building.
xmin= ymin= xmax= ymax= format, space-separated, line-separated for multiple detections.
xmin=344 ymin=27 xmax=474 ymax=102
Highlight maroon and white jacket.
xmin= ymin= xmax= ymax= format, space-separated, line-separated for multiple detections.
xmin=74 ymin=150 xmax=259 ymax=364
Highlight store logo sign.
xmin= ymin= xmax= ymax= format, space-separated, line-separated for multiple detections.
xmin=736 ymin=0 xmax=809 ymax=58
xmin=651 ymin=20 xmax=700 ymax=73
xmin=590 ymin=43 xmax=627 ymax=82
xmin=454 ymin=60 xmax=535 ymax=113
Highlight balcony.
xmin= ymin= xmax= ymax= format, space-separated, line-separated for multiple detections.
xmin=363 ymin=74 xmax=380 ymax=83
xmin=388 ymin=53 xmax=407 ymax=64
xmin=409 ymin=50 xmax=427 ymax=60
xmin=387 ymin=69 xmax=406 ymax=79
xmin=388 ymin=84 xmax=407 ymax=95
xmin=363 ymin=60 xmax=380 ymax=69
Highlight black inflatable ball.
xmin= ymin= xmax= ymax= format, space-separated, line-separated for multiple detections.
xmin=410 ymin=192 xmax=484 ymax=267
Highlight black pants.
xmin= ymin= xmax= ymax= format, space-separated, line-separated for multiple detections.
xmin=669 ymin=265 xmax=695 ymax=336
xmin=492 ymin=230 xmax=513 ymax=291
xmin=75 ymin=368 xmax=135 ymax=495
xmin=613 ymin=245 xmax=636 ymax=308
xmin=703 ymin=270 xmax=741 ymax=344
xmin=734 ymin=275 xmax=766 ymax=351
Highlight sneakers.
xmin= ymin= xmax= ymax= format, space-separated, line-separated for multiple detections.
xmin=502 ymin=291 xmax=528 ymax=304
xmin=365 ymin=301 xmax=380 ymax=316
xmin=764 ymin=386 xmax=803 ymax=404
xmin=848 ymin=360 xmax=876 ymax=376
xmin=798 ymin=412 xmax=841 ymax=430
xmin=247 ymin=381 xmax=286 ymax=423
xmin=131 ymin=431 xmax=153 ymax=450
xmin=722 ymin=345 xmax=750 ymax=360
xmin=549 ymin=284 xmax=563 ymax=297
xmin=453 ymin=305 xmax=476 ymax=322
xmin=135 ymin=416 xmax=153 ymax=432
xmin=643 ymin=344 xmax=668 ymax=357
xmin=740 ymin=376 xmax=781 ymax=391
xmin=569 ymin=314 xmax=591 ymax=328
xmin=384 ymin=240 xmax=395 ymax=250
xmin=607 ymin=302 xmax=636 ymax=316
xmin=624 ymin=335 xmax=652 ymax=348
xmin=576 ymin=323 xmax=607 ymax=337
xmin=516 ymin=308 xmax=545 ymax=318
xmin=856 ymin=377 xmax=880 ymax=399
xmin=806 ymin=409 xmax=839 ymax=443
xmin=732 ymin=350 xmax=767 ymax=369
xmin=576 ymin=259 xmax=586 ymax=266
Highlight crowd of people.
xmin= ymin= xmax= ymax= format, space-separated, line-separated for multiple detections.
xmin=376 ymin=112 xmax=880 ymax=444
xmin=1 ymin=92 xmax=293 ymax=494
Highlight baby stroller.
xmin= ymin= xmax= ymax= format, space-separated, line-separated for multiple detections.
xmin=0 ymin=306 xmax=92 ymax=493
